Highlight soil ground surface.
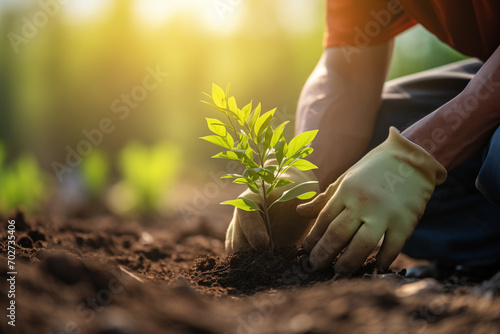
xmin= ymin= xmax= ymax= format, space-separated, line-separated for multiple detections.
xmin=1 ymin=210 xmax=500 ymax=334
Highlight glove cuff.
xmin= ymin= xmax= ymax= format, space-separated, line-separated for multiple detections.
xmin=386 ymin=127 xmax=447 ymax=185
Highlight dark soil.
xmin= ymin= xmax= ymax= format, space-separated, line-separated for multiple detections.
xmin=191 ymin=247 xmax=334 ymax=295
xmin=1 ymin=210 xmax=500 ymax=334
xmin=190 ymin=248 xmax=402 ymax=295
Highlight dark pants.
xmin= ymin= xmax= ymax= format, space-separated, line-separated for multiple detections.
xmin=368 ymin=59 xmax=500 ymax=266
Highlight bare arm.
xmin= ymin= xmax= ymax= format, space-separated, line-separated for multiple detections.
xmin=296 ymin=42 xmax=394 ymax=190
xmin=403 ymin=46 xmax=500 ymax=170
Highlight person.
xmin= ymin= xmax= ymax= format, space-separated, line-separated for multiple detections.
xmin=225 ymin=0 xmax=500 ymax=279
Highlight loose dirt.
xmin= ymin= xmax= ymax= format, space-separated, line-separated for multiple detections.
xmin=1 ymin=210 xmax=500 ymax=334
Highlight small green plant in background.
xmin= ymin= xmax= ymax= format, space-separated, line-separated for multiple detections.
xmin=81 ymin=149 xmax=110 ymax=200
xmin=107 ymin=141 xmax=181 ymax=216
xmin=201 ymin=84 xmax=319 ymax=251
xmin=0 ymin=142 xmax=5 ymax=170
xmin=0 ymin=142 xmax=47 ymax=214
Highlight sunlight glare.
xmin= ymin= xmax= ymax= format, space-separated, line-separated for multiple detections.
xmin=133 ymin=0 xmax=242 ymax=34
xmin=64 ymin=0 xmax=112 ymax=23
xmin=134 ymin=0 xmax=180 ymax=28
xmin=276 ymin=0 xmax=319 ymax=33
xmin=199 ymin=0 xmax=244 ymax=35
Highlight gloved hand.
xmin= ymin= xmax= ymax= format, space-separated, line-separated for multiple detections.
xmin=225 ymin=166 xmax=319 ymax=254
xmin=297 ymin=127 xmax=447 ymax=274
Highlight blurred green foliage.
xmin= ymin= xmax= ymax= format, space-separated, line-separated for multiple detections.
xmin=0 ymin=142 xmax=47 ymax=214
xmin=0 ymin=1 xmax=467 ymax=158
xmin=80 ymin=149 xmax=110 ymax=200
xmin=0 ymin=1 xmax=469 ymax=215
xmin=0 ymin=0 xmax=325 ymax=170
xmin=0 ymin=142 xmax=5 ymax=170
xmin=107 ymin=141 xmax=181 ymax=215
xmin=388 ymin=25 xmax=468 ymax=80
xmin=0 ymin=2 xmax=467 ymax=171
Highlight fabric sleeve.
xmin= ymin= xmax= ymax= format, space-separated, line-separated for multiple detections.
xmin=324 ymin=0 xmax=417 ymax=48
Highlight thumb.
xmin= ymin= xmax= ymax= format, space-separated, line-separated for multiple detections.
xmin=232 ymin=208 xmax=270 ymax=253
xmin=296 ymin=177 xmax=342 ymax=218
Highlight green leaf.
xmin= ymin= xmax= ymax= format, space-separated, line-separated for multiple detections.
xmin=275 ymin=178 xmax=294 ymax=188
xmin=246 ymin=181 xmax=260 ymax=194
xmin=283 ymin=147 xmax=315 ymax=165
xmin=248 ymin=184 xmax=260 ymax=194
xmin=200 ymin=135 xmax=232 ymax=149
xmin=212 ymin=83 xmax=226 ymax=109
xmin=266 ymin=177 xmax=294 ymax=195
xmin=263 ymin=126 xmax=273 ymax=154
xmin=206 ymin=118 xmax=227 ymax=137
xmin=238 ymin=129 xmax=248 ymax=142
xmin=244 ymin=146 xmax=254 ymax=161
xmin=297 ymin=191 xmax=317 ymax=200
xmin=233 ymin=177 xmax=248 ymax=184
xmin=263 ymin=165 xmax=278 ymax=174
xmin=243 ymin=168 xmax=259 ymax=181
xmin=200 ymin=100 xmax=231 ymax=116
xmin=271 ymin=121 xmax=289 ymax=148
xmin=290 ymin=159 xmax=318 ymax=171
xmin=220 ymin=173 xmax=243 ymax=179
xmin=287 ymin=130 xmax=318 ymax=157
xmin=299 ymin=147 xmax=314 ymax=158
xmin=212 ymin=151 xmax=241 ymax=161
xmin=227 ymin=97 xmax=245 ymax=125
xmin=241 ymin=156 xmax=259 ymax=169
xmin=226 ymin=133 xmax=235 ymax=148
xmin=221 ymin=197 xmax=261 ymax=212
xmin=271 ymin=181 xmax=318 ymax=206
xmin=249 ymin=103 xmax=261 ymax=129
xmin=242 ymin=101 xmax=253 ymax=119
xmin=232 ymin=177 xmax=260 ymax=193
xmin=254 ymin=109 xmax=276 ymax=138
xmin=227 ymin=149 xmax=258 ymax=168
xmin=228 ymin=96 xmax=237 ymax=112
xmin=256 ymin=168 xmax=274 ymax=184
xmin=274 ymin=139 xmax=288 ymax=164
xmin=237 ymin=136 xmax=249 ymax=150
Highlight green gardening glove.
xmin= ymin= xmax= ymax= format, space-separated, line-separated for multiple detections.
xmin=225 ymin=166 xmax=319 ymax=254
xmin=297 ymin=127 xmax=447 ymax=274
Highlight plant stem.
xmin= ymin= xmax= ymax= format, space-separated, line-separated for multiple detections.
xmin=255 ymin=143 xmax=273 ymax=253
xmin=260 ymin=180 xmax=274 ymax=254
xmin=224 ymin=109 xmax=239 ymax=141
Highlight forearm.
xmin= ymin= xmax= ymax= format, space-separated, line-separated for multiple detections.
xmin=403 ymin=46 xmax=500 ymax=170
xmin=296 ymin=42 xmax=393 ymax=189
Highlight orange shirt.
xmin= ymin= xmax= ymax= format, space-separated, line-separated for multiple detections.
xmin=325 ymin=0 xmax=500 ymax=61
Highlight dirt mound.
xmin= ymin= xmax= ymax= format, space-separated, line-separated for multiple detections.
xmin=192 ymin=247 xmax=332 ymax=294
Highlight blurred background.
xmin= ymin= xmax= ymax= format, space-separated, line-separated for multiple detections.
xmin=0 ymin=0 xmax=467 ymax=218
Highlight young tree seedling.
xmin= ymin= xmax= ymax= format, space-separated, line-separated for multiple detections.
xmin=201 ymin=83 xmax=319 ymax=252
